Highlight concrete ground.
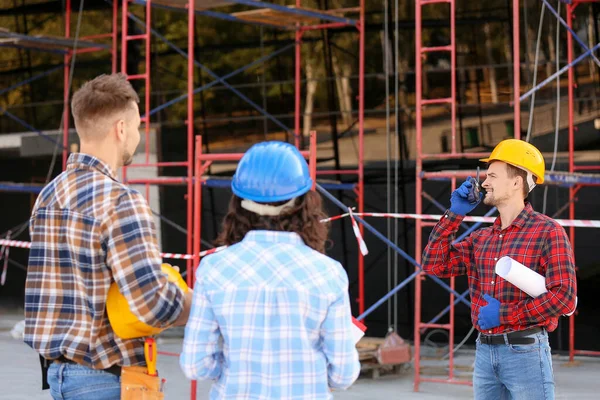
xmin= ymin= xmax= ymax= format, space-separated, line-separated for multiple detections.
xmin=2 ymin=311 xmax=599 ymax=399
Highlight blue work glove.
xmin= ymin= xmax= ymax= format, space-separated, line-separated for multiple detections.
xmin=478 ymin=294 xmax=501 ymax=330
xmin=449 ymin=177 xmax=480 ymax=216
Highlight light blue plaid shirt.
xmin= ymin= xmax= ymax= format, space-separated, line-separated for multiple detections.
xmin=180 ymin=230 xmax=360 ymax=399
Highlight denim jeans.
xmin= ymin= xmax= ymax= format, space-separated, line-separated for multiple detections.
xmin=474 ymin=329 xmax=554 ymax=400
xmin=47 ymin=362 xmax=120 ymax=400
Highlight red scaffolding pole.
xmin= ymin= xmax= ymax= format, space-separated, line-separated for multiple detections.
xmin=414 ymin=0 xmax=471 ymax=391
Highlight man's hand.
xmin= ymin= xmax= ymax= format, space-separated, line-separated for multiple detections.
xmin=478 ymin=294 xmax=501 ymax=330
xmin=449 ymin=178 xmax=481 ymax=216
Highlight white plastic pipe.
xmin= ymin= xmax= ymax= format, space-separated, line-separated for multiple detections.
xmin=495 ymin=256 xmax=577 ymax=317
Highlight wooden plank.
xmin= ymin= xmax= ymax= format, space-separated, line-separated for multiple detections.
xmin=0 ymin=29 xmax=104 ymax=51
xmin=152 ymin=0 xmax=234 ymax=11
xmin=232 ymin=6 xmax=346 ymax=28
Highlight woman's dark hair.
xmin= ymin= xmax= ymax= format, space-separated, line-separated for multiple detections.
xmin=215 ymin=191 xmax=329 ymax=253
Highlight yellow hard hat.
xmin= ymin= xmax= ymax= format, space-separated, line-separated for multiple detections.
xmin=480 ymin=139 xmax=545 ymax=184
xmin=107 ymin=263 xmax=189 ymax=339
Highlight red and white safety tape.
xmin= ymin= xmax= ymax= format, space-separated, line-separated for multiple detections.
xmin=0 ymin=239 xmax=227 ymax=260
xmin=321 ymin=212 xmax=600 ymax=228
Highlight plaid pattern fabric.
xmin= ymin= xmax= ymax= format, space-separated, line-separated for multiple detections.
xmin=422 ymin=203 xmax=577 ymax=334
xmin=180 ymin=230 xmax=360 ymax=399
xmin=24 ymin=153 xmax=184 ymax=369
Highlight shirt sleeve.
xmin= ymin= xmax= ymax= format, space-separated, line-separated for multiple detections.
xmin=179 ymin=260 xmax=223 ymax=381
xmin=500 ymin=225 xmax=577 ymax=325
xmin=421 ymin=211 xmax=472 ymax=278
xmin=320 ymin=265 xmax=361 ymax=390
xmin=104 ymin=190 xmax=184 ymax=328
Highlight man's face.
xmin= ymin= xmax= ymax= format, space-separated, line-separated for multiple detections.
xmin=120 ymin=102 xmax=141 ymax=167
xmin=481 ymin=161 xmax=519 ymax=206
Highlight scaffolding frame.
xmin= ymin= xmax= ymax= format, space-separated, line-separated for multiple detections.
xmin=411 ymin=0 xmax=600 ymax=392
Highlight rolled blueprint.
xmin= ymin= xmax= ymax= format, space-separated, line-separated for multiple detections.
xmin=495 ymin=256 xmax=576 ymax=316
xmin=351 ymin=317 xmax=367 ymax=344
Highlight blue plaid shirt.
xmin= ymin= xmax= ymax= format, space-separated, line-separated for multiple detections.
xmin=180 ymin=230 xmax=360 ymax=399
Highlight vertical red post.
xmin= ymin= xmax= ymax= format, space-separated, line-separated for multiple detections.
xmin=357 ymin=0 xmax=365 ymax=315
xmin=121 ymin=0 xmax=129 ymax=185
xmin=188 ymin=2 xmax=197 ymax=398
xmin=144 ymin=1 xmax=152 ymax=200
xmin=450 ymin=0 xmax=457 ymax=154
xmin=413 ymin=0 xmax=423 ymax=392
xmin=62 ymin=0 xmax=72 ymax=171
xmin=112 ymin=0 xmax=118 ymax=73
xmin=513 ymin=0 xmax=521 ymax=139
xmin=566 ymin=3 xmax=576 ymax=364
xmin=294 ymin=0 xmax=302 ymax=149
xmin=309 ymin=130 xmax=317 ymax=190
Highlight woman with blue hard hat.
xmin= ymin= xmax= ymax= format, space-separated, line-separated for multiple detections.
xmin=180 ymin=141 xmax=360 ymax=399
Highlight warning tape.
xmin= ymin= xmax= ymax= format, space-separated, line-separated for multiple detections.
xmin=0 ymin=239 xmax=227 ymax=260
xmin=321 ymin=212 xmax=600 ymax=228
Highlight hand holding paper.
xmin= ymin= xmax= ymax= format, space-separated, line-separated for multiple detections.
xmin=495 ymin=256 xmax=577 ymax=317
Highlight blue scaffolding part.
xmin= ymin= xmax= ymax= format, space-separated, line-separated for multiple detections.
xmin=520 ymin=42 xmax=600 ymax=102
xmin=126 ymin=13 xmax=294 ymax=136
xmin=315 ymin=184 xmax=471 ymax=321
xmin=546 ymin=171 xmax=600 ymax=186
xmin=542 ymin=0 xmax=600 ymax=68
xmin=0 ymin=65 xmax=65 ymax=98
xmin=0 ymin=182 xmax=44 ymax=194
xmin=0 ymin=106 xmax=66 ymax=149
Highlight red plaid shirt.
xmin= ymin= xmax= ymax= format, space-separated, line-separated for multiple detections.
xmin=422 ymin=203 xmax=577 ymax=334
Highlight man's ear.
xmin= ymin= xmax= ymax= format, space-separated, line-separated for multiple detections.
xmin=115 ymin=119 xmax=125 ymax=142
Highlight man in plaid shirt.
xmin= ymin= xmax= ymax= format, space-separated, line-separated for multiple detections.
xmin=422 ymin=139 xmax=577 ymax=400
xmin=24 ymin=73 xmax=192 ymax=400
xmin=180 ymin=141 xmax=360 ymax=399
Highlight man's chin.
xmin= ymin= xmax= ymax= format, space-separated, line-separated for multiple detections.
xmin=483 ymin=197 xmax=494 ymax=206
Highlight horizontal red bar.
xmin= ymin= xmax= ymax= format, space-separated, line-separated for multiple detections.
xmin=420 ymin=377 xmax=472 ymax=386
xmin=420 ymin=0 xmax=452 ymax=5
xmin=421 ymin=222 xmax=438 ymax=227
xmin=73 ymin=48 xmax=106 ymax=55
xmin=199 ymin=150 xmax=310 ymax=162
xmin=574 ymin=165 xmax=600 ymax=171
xmin=126 ymin=34 xmax=148 ymax=41
xmin=127 ymin=74 xmax=148 ymax=80
xmin=421 ymin=98 xmax=452 ymax=105
xmin=421 ymin=45 xmax=452 ymax=53
xmin=82 ymin=33 xmax=112 ymax=40
xmin=420 ymin=152 xmax=489 ymax=160
xmin=420 ymin=323 xmax=451 ymax=330
xmin=574 ymin=350 xmax=600 ymax=356
xmin=301 ymin=22 xmax=353 ymax=31
xmin=127 ymin=161 xmax=189 ymax=168
xmin=317 ymin=169 xmax=359 ymax=175
xmin=423 ymin=170 xmax=484 ymax=179
xmin=126 ymin=177 xmax=188 ymax=185
xmin=157 ymin=350 xmax=180 ymax=357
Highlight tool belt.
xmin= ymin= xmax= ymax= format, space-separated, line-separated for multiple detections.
xmin=479 ymin=327 xmax=543 ymax=345
xmin=121 ymin=366 xmax=165 ymax=400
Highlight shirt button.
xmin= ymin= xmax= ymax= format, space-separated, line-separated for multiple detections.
xmin=499 ymin=234 xmax=503 ymax=238
xmin=491 ymin=280 xmax=495 ymax=285
xmin=489 ymin=330 xmax=492 ymax=334
xmin=494 ymin=257 xmax=498 ymax=261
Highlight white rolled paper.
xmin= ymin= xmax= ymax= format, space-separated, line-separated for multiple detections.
xmin=495 ymin=256 xmax=577 ymax=317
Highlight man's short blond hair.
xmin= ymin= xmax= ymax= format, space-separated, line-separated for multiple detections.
xmin=71 ymin=73 xmax=139 ymax=137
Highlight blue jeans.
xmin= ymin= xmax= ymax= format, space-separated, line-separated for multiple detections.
xmin=47 ymin=362 xmax=120 ymax=400
xmin=474 ymin=329 xmax=554 ymax=400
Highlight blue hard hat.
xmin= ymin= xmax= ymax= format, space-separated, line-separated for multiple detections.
xmin=231 ymin=141 xmax=313 ymax=202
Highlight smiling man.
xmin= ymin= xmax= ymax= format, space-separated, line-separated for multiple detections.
xmin=420 ymin=139 xmax=577 ymax=400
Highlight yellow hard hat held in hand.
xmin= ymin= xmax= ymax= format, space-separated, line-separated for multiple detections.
xmin=107 ymin=263 xmax=189 ymax=339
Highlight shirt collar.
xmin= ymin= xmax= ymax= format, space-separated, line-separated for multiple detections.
xmin=66 ymin=153 xmax=118 ymax=181
xmin=493 ymin=202 xmax=533 ymax=231
xmin=243 ymin=230 xmax=305 ymax=246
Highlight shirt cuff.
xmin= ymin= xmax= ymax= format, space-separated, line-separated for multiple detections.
xmin=499 ymin=303 xmax=517 ymax=326
xmin=439 ymin=210 xmax=464 ymax=230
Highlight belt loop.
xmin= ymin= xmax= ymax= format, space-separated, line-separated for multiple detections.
xmin=503 ymin=333 xmax=509 ymax=345
xmin=58 ymin=363 xmax=65 ymax=385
